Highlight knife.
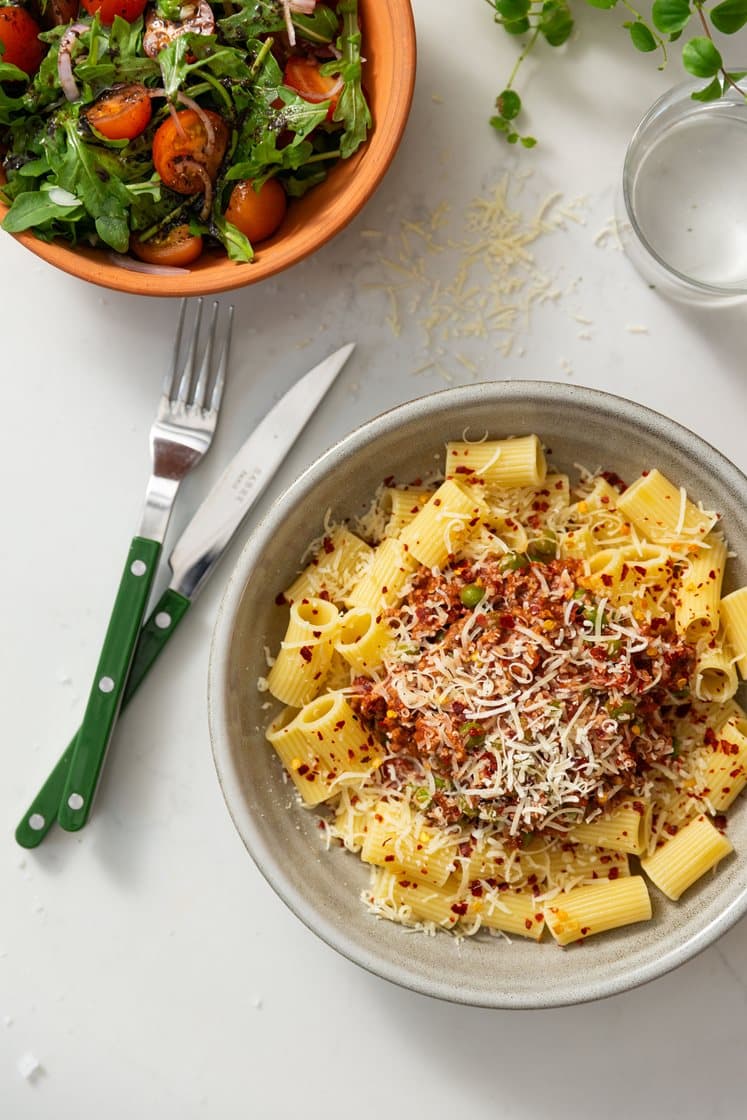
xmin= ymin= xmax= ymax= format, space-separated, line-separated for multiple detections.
xmin=15 ymin=343 xmax=355 ymax=849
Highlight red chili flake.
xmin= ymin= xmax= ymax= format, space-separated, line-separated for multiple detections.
xmin=398 ymin=880 xmax=411 ymax=888
xmin=383 ymin=475 xmax=396 ymax=487
xmin=299 ymin=646 xmax=312 ymax=663
xmin=304 ymin=773 xmax=316 ymax=782
xmin=347 ymin=749 xmax=355 ymax=760
xmin=555 ymin=480 xmax=564 ymax=490
xmin=600 ymin=496 xmax=609 ymax=506
xmin=455 ymin=465 xmax=475 ymax=475
xmin=470 ymin=882 xmax=484 ymax=897
xmin=322 ymin=536 xmax=335 ymax=555
xmin=468 ymin=516 xmax=479 ymax=527
xmin=632 ymin=801 xmax=645 ymax=814
xmin=298 ymin=764 xmax=309 ymax=776
xmin=498 ymin=613 xmax=515 ymax=629
xmin=633 ymin=565 xmax=647 ymax=576
xmin=384 ymin=855 xmax=395 ymax=862
xmin=664 ymin=823 xmax=678 ymax=836
xmin=601 ymin=573 xmax=613 ymax=588
xmin=608 ymin=866 xmax=620 ymax=880
xmin=498 ymin=882 xmax=510 ymax=892
xmin=451 ymin=902 xmax=469 ymax=916
xmin=334 ymin=720 xmax=346 ymax=731
xmin=601 ymin=470 xmax=627 ymax=492
xmin=524 ymin=918 xmax=533 ymax=931
xmin=434 ymin=499 xmax=442 ymax=507
xmin=381 ymin=585 xmax=389 ymax=594
xmin=621 ymin=563 xmax=630 ymax=580
xmin=591 ymin=871 xmax=599 ymax=879
xmin=274 ymin=592 xmax=287 ymax=606
xmin=708 ymin=569 xmax=716 ymax=580
xmin=535 ymin=912 xmax=544 ymax=922
xmin=374 ymin=814 xmax=383 ymax=823
xmin=319 ymin=589 xmax=330 ymax=601
xmin=599 ymin=854 xmax=612 ymax=863
xmin=704 ymin=727 xmax=717 ymax=746
xmin=580 ymin=926 xmax=591 ymax=936
xmin=642 ymin=469 xmax=650 ymax=477
xmin=409 ymin=506 xmax=420 ymax=514
xmin=714 ymin=814 xmax=728 ymax=830
xmin=312 ymin=630 xmax=321 ymax=638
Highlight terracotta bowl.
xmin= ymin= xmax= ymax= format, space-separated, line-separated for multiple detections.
xmin=0 ymin=0 xmax=416 ymax=296
xmin=208 ymin=382 xmax=747 ymax=1008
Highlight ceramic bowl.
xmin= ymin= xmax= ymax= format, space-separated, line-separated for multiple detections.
xmin=0 ymin=0 xmax=416 ymax=297
xmin=208 ymin=381 xmax=747 ymax=1008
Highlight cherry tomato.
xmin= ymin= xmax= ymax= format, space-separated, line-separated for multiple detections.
xmin=283 ymin=57 xmax=342 ymax=120
xmin=81 ymin=0 xmax=148 ymax=26
xmin=85 ymin=84 xmax=152 ymax=141
xmin=43 ymin=0 xmax=81 ymax=28
xmin=130 ymin=224 xmax=203 ymax=267
xmin=0 ymin=7 xmax=44 ymax=76
xmin=152 ymin=108 xmax=229 ymax=194
xmin=224 ymin=178 xmax=287 ymax=243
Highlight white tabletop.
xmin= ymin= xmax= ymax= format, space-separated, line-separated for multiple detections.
xmin=3 ymin=3 xmax=747 ymax=1117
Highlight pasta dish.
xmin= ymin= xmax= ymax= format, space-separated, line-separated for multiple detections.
xmin=261 ymin=435 xmax=747 ymax=945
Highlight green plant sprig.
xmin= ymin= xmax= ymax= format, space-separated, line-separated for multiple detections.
xmin=487 ymin=0 xmax=747 ymax=146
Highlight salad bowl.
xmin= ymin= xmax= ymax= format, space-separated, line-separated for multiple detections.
xmin=208 ymin=381 xmax=747 ymax=1009
xmin=0 ymin=0 xmax=416 ymax=297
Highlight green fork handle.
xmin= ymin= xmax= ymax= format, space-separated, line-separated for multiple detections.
xmin=16 ymin=587 xmax=191 ymax=847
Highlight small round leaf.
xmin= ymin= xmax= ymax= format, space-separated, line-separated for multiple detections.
xmin=540 ymin=0 xmax=574 ymax=45
xmin=651 ymin=0 xmax=691 ymax=34
xmin=690 ymin=76 xmax=723 ymax=100
xmin=711 ymin=0 xmax=747 ymax=34
xmin=497 ymin=88 xmax=522 ymax=120
xmin=682 ymin=36 xmax=723 ymax=77
xmin=504 ymin=15 xmax=530 ymax=33
xmin=629 ymin=21 xmax=658 ymax=51
xmin=495 ymin=0 xmax=531 ymax=20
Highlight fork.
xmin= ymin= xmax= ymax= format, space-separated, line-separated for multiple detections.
xmin=56 ymin=298 xmax=233 ymax=832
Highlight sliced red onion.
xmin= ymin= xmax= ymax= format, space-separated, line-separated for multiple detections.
xmin=108 ymin=253 xmax=190 ymax=276
xmin=281 ymin=0 xmax=295 ymax=46
xmin=58 ymin=22 xmax=88 ymax=103
xmin=47 ymin=187 xmax=80 ymax=207
xmin=147 ymin=87 xmax=214 ymax=151
xmin=178 ymin=158 xmax=213 ymax=219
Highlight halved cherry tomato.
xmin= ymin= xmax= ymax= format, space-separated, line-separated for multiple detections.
xmin=152 ymin=109 xmax=229 ymax=194
xmin=283 ymin=57 xmax=342 ymax=120
xmin=85 ymin=84 xmax=152 ymax=141
xmin=130 ymin=224 xmax=203 ymax=267
xmin=0 ymin=7 xmax=44 ymax=76
xmin=81 ymin=0 xmax=147 ymax=26
xmin=224 ymin=178 xmax=287 ymax=244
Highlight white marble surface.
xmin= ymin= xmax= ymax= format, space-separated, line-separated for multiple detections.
xmin=3 ymin=3 xmax=747 ymax=1117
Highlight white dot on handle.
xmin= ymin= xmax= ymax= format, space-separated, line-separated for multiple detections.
xmin=29 ymin=814 xmax=45 ymax=831
xmin=68 ymin=793 xmax=84 ymax=811
xmin=99 ymin=676 xmax=115 ymax=693
xmin=131 ymin=560 xmax=147 ymax=577
xmin=155 ymin=612 xmax=172 ymax=630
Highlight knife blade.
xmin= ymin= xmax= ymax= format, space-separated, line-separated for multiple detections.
xmin=15 ymin=344 xmax=354 ymax=849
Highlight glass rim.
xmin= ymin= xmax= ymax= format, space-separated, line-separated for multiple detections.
xmin=622 ymin=75 xmax=747 ymax=298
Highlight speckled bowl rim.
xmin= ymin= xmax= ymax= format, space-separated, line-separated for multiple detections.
xmin=208 ymin=381 xmax=747 ymax=1008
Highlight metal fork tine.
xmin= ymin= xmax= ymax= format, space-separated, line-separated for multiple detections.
xmin=176 ymin=298 xmax=203 ymax=404
xmin=163 ymin=299 xmax=187 ymax=397
xmin=191 ymin=301 xmax=219 ymax=409
xmin=209 ymin=304 xmax=234 ymax=415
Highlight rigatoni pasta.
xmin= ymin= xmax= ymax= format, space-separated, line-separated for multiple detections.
xmin=261 ymin=435 xmax=745 ymax=947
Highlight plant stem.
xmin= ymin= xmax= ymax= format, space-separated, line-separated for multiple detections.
xmin=506 ymin=26 xmax=540 ymax=90
xmin=694 ymin=3 xmax=745 ymax=95
xmin=620 ymin=0 xmax=667 ymax=64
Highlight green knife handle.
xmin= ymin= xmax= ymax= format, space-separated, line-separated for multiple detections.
xmin=57 ymin=537 xmax=162 ymax=832
xmin=123 ymin=588 xmax=191 ymax=705
xmin=15 ymin=588 xmax=191 ymax=849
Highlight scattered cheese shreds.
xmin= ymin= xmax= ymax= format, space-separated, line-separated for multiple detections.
xmin=366 ymin=175 xmax=587 ymax=368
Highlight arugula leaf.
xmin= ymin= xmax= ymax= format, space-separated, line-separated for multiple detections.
xmin=322 ymin=0 xmax=371 ymax=159
xmin=2 ymin=189 xmax=82 ymax=233
xmin=212 ymin=209 xmax=254 ymax=261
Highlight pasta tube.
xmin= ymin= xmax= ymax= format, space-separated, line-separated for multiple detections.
xmin=568 ymin=800 xmax=652 ymax=855
xmin=445 ymin=435 xmax=547 ymax=489
xmin=675 ymin=535 xmax=727 ymax=642
xmin=545 ymin=877 xmax=652 ymax=945
xmin=398 ymin=479 xmax=485 ymax=569
xmin=267 ymin=598 xmax=340 ymax=708
xmin=720 ymin=587 xmax=747 ymax=678
xmin=617 ymin=469 xmax=716 ymax=544
xmin=641 ymin=814 xmax=733 ymax=900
